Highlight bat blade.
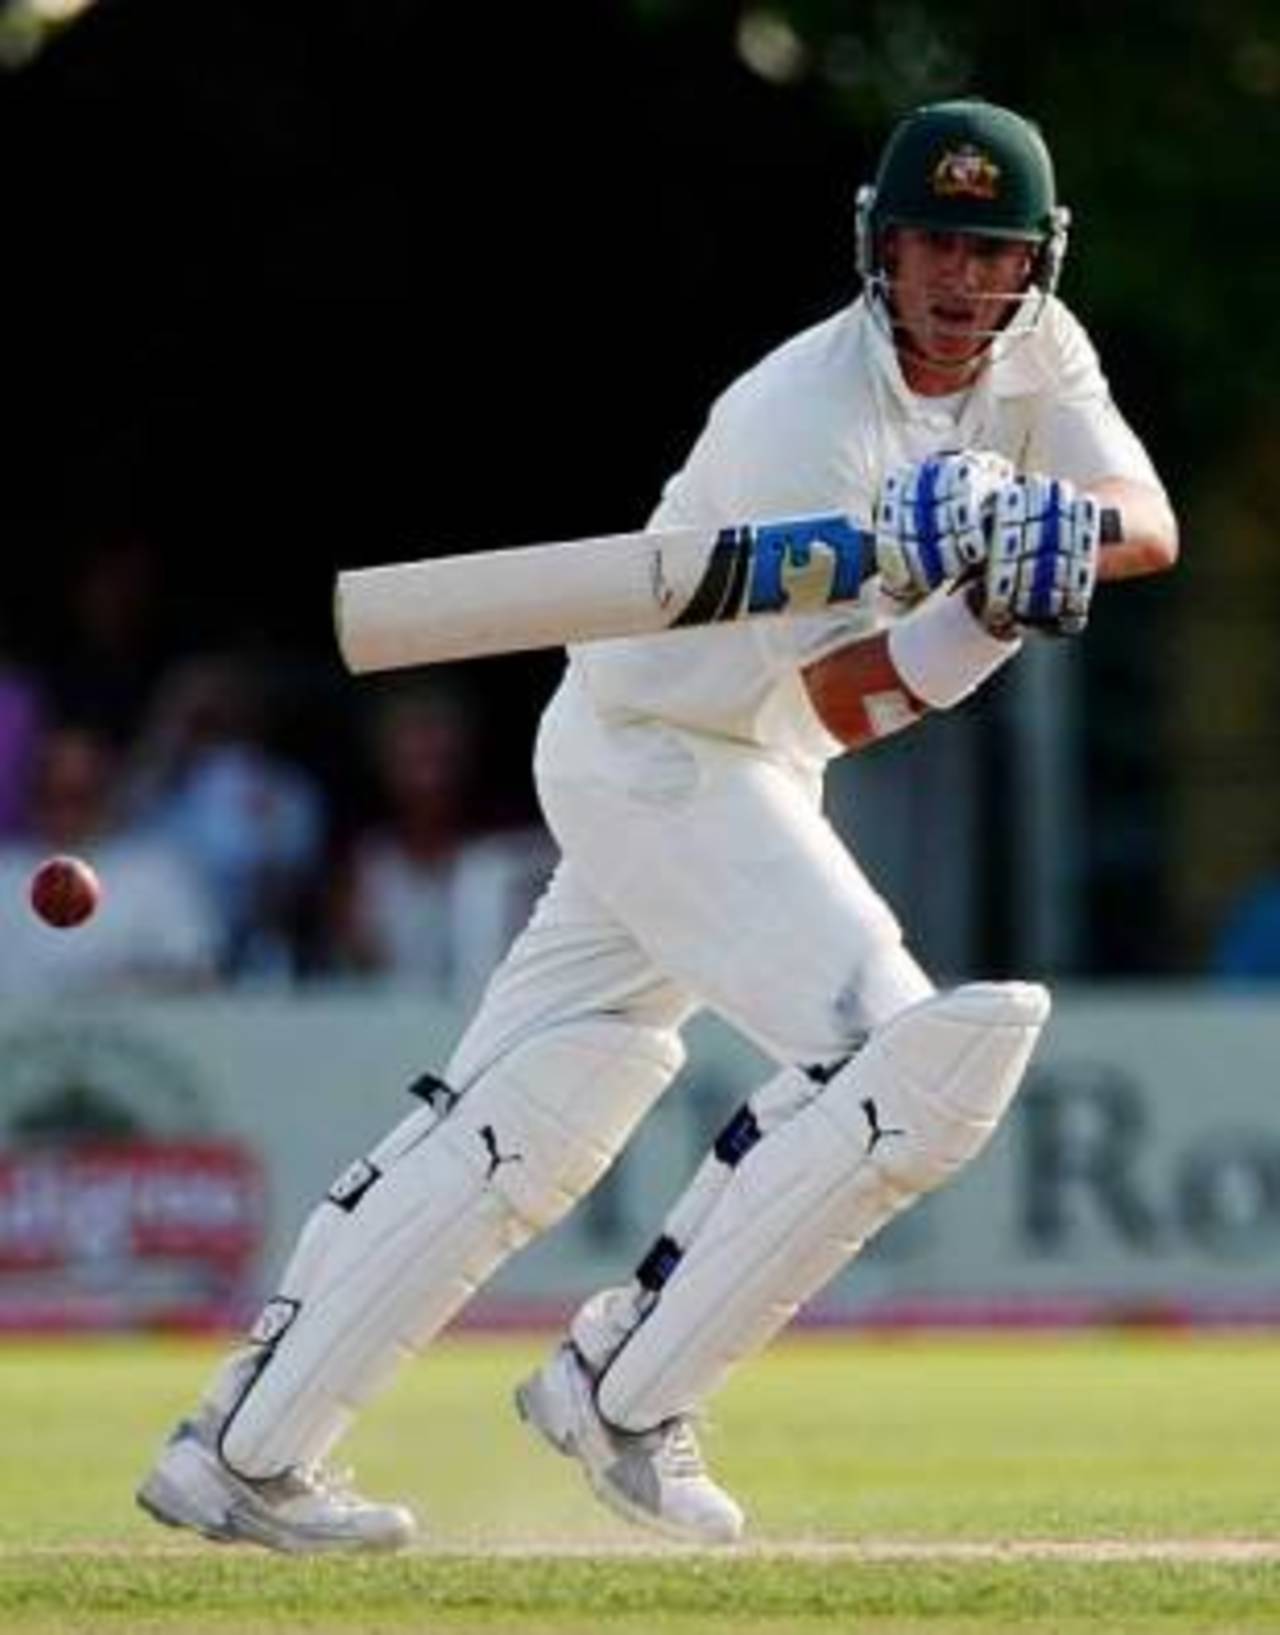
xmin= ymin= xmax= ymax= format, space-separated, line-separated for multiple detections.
xmin=335 ymin=512 xmax=874 ymax=673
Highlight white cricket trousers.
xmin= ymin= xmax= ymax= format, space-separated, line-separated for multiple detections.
xmin=207 ymin=667 xmax=935 ymax=1478
xmin=447 ymin=670 xmax=931 ymax=1092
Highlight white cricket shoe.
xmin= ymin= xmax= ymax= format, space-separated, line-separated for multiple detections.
xmin=137 ymin=1416 xmax=417 ymax=1554
xmin=515 ymin=1343 xmax=744 ymax=1545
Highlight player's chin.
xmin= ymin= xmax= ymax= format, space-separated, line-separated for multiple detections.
xmin=922 ymin=320 xmax=986 ymax=361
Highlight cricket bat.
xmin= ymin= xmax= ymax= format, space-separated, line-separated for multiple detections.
xmin=335 ymin=512 xmax=875 ymax=673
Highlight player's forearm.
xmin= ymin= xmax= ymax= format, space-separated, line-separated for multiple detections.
xmin=803 ymin=591 xmax=1019 ymax=752
xmin=1090 ymin=478 xmax=1179 ymax=581
xmin=803 ymin=630 xmax=924 ymax=749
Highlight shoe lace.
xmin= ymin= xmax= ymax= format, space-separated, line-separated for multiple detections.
xmin=642 ymin=1416 xmax=707 ymax=1480
xmin=287 ymin=1463 xmax=362 ymax=1509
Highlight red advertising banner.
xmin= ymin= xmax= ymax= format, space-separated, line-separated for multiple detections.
xmin=0 ymin=1141 xmax=266 ymax=1330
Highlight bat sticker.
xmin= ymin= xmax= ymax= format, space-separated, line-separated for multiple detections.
xmin=672 ymin=515 xmax=866 ymax=627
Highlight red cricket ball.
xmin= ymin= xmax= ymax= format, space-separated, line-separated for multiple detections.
xmin=29 ymin=854 xmax=102 ymax=929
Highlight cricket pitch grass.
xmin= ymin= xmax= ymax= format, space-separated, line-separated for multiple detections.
xmin=0 ymin=1331 xmax=1277 ymax=1632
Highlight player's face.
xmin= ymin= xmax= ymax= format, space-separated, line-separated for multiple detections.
xmin=884 ymin=226 xmax=1035 ymax=392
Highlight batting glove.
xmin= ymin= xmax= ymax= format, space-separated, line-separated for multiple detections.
xmin=874 ymin=449 xmax=1015 ymax=604
xmin=978 ymin=473 xmax=1101 ymax=638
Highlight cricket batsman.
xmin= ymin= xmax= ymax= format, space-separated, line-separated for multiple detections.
xmin=139 ymin=98 xmax=1177 ymax=1550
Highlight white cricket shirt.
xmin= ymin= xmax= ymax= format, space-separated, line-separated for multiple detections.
xmin=564 ymin=294 xmax=1164 ymax=771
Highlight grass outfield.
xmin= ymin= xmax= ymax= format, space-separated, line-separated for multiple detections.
xmin=0 ymin=1332 xmax=1277 ymax=1631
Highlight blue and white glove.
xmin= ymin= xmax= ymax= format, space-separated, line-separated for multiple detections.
xmin=874 ymin=449 xmax=1015 ymax=604
xmin=978 ymin=473 xmax=1101 ymax=637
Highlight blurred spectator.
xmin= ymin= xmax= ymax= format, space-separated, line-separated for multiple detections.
xmin=328 ymin=684 xmax=555 ymax=1006
xmin=0 ymin=723 xmax=218 ymax=999
xmin=1209 ymin=875 xmax=1280 ymax=980
xmin=45 ymin=528 xmax=172 ymax=746
xmin=0 ymin=646 xmax=44 ymax=838
xmin=125 ymin=654 xmax=328 ymax=984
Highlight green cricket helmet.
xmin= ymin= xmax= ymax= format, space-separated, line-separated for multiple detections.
xmin=855 ymin=99 xmax=1070 ymax=345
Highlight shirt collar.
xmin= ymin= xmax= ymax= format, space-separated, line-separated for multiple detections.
xmin=851 ymin=296 xmax=995 ymax=432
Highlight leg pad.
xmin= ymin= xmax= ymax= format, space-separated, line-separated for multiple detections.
xmin=218 ymin=1018 xmax=684 ymax=1477
xmin=596 ymin=983 xmax=1049 ymax=1429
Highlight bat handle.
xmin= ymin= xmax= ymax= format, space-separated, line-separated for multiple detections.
xmin=1100 ymin=506 xmax=1123 ymax=546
